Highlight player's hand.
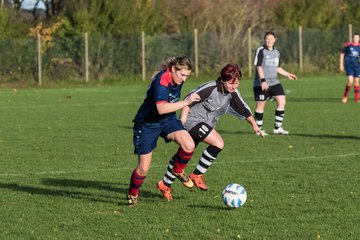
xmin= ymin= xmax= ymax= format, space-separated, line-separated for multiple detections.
xmin=340 ymin=66 xmax=344 ymax=72
xmin=254 ymin=126 xmax=266 ymax=138
xmin=186 ymin=93 xmax=201 ymax=105
xmin=261 ymin=82 xmax=269 ymax=91
xmin=288 ymin=73 xmax=297 ymax=80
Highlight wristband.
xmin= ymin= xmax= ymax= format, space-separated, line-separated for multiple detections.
xmin=260 ymin=78 xmax=266 ymax=83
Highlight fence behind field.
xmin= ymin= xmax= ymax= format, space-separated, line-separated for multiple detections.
xmin=0 ymin=25 xmax=358 ymax=85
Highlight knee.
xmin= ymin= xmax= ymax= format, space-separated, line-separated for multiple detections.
xmin=278 ymin=103 xmax=286 ymax=109
xmin=216 ymin=139 xmax=224 ymax=150
xmin=181 ymin=141 xmax=196 ymax=153
xmin=220 ymin=142 xmax=224 ymax=150
xmin=136 ymin=166 xmax=149 ymax=176
xmin=277 ymin=100 xmax=286 ymax=108
xmin=256 ymin=103 xmax=265 ymax=112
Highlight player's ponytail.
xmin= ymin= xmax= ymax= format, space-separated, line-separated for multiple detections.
xmin=167 ymin=56 xmax=193 ymax=71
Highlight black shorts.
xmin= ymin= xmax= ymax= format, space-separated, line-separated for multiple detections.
xmin=253 ymin=83 xmax=285 ymax=102
xmin=188 ymin=122 xmax=213 ymax=142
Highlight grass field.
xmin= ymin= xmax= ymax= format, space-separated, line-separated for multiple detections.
xmin=0 ymin=75 xmax=359 ymax=239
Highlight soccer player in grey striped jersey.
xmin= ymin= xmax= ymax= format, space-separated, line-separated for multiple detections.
xmin=253 ymin=31 xmax=297 ymax=135
xmin=156 ymin=64 xmax=265 ymax=199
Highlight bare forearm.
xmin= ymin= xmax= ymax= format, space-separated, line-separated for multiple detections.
xmin=157 ymin=101 xmax=189 ymax=115
xmin=257 ymin=66 xmax=265 ymax=79
xmin=340 ymin=53 xmax=344 ymax=69
xmin=246 ymin=116 xmax=258 ymax=127
xmin=180 ymin=106 xmax=190 ymax=124
xmin=277 ymin=67 xmax=297 ymax=80
xmin=277 ymin=67 xmax=290 ymax=77
xmin=157 ymin=92 xmax=201 ymax=115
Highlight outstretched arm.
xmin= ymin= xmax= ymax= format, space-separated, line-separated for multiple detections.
xmin=157 ymin=93 xmax=200 ymax=115
xmin=277 ymin=67 xmax=297 ymax=80
xmin=246 ymin=116 xmax=265 ymax=138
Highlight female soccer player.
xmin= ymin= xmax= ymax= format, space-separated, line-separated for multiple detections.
xmin=127 ymin=56 xmax=201 ymax=205
xmin=253 ymin=31 xmax=297 ymax=135
xmin=340 ymin=33 xmax=360 ymax=103
xmin=157 ymin=63 xmax=265 ymax=199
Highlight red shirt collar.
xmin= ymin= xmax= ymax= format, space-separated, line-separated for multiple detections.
xmin=160 ymin=68 xmax=174 ymax=87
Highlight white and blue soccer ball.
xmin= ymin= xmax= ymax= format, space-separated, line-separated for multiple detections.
xmin=222 ymin=183 xmax=247 ymax=208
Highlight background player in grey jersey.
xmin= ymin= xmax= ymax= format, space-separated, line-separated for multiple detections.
xmin=156 ymin=64 xmax=265 ymax=199
xmin=253 ymin=31 xmax=297 ymax=135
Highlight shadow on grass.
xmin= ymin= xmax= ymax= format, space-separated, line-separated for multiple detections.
xmin=187 ymin=204 xmax=235 ymax=211
xmin=217 ymin=130 xmax=251 ymax=135
xmin=292 ymin=133 xmax=360 ymax=141
xmin=288 ymin=97 xmax=341 ymax=103
xmin=42 ymin=178 xmax=125 ymax=192
xmin=217 ymin=130 xmax=360 ymax=141
xmin=118 ymin=125 xmax=133 ymax=130
xmin=0 ymin=178 xmax=160 ymax=206
xmin=42 ymin=178 xmax=164 ymax=200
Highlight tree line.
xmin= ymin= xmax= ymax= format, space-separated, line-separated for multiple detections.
xmin=0 ymin=0 xmax=358 ymax=39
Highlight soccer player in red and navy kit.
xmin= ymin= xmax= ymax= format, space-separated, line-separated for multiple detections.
xmin=127 ymin=56 xmax=201 ymax=205
xmin=157 ymin=64 xmax=265 ymax=199
xmin=340 ymin=33 xmax=360 ymax=103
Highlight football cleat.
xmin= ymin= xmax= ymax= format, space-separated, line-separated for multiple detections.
xmin=189 ymin=173 xmax=208 ymax=191
xmin=342 ymin=96 xmax=348 ymax=103
xmin=273 ymin=127 xmax=289 ymax=135
xmin=157 ymin=180 xmax=173 ymax=201
xmin=171 ymin=169 xmax=194 ymax=188
xmin=127 ymin=194 xmax=138 ymax=206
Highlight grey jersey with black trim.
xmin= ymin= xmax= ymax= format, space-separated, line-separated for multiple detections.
xmin=183 ymin=79 xmax=252 ymax=131
xmin=253 ymin=45 xmax=281 ymax=87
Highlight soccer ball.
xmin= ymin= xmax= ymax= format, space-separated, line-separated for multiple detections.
xmin=222 ymin=183 xmax=247 ymax=208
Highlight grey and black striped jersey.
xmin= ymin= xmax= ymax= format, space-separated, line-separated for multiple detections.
xmin=182 ymin=79 xmax=252 ymax=131
xmin=253 ymin=45 xmax=281 ymax=87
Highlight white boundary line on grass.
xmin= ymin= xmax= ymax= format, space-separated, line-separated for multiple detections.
xmin=0 ymin=153 xmax=358 ymax=178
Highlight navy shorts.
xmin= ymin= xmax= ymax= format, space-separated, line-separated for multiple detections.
xmin=253 ymin=83 xmax=285 ymax=101
xmin=345 ymin=65 xmax=360 ymax=77
xmin=133 ymin=118 xmax=185 ymax=155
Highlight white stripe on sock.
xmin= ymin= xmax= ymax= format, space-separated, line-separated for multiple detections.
xmin=166 ymin=170 xmax=175 ymax=178
xmin=196 ymin=165 xmax=207 ymax=173
xmin=163 ymin=178 xmax=174 ymax=185
xmin=200 ymin=157 xmax=212 ymax=166
xmin=203 ymin=150 xmax=216 ymax=160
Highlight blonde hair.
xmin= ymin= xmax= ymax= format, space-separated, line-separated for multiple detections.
xmin=161 ymin=57 xmax=176 ymax=69
xmin=152 ymin=56 xmax=192 ymax=79
xmin=167 ymin=56 xmax=193 ymax=71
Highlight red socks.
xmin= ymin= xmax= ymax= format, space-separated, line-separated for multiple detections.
xmin=355 ymin=85 xmax=359 ymax=102
xmin=128 ymin=169 xmax=145 ymax=196
xmin=343 ymin=84 xmax=351 ymax=98
xmin=172 ymin=148 xmax=193 ymax=173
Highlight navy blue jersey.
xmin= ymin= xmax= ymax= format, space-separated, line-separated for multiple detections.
xmin=342 ymin=42 xmax=360 ymax=67
xmin=133 ymin=69 xmax=183 ymax=124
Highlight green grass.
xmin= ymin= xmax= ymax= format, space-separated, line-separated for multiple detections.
xmin=0 ymin=75 xmax=359 ymax=239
